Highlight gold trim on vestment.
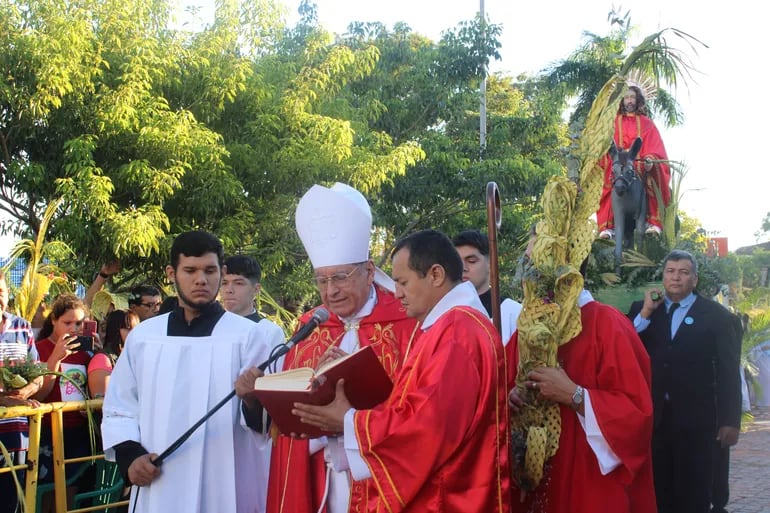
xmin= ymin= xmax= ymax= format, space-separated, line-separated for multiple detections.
xmin=358 ymin=307 xmax=507 ymax=512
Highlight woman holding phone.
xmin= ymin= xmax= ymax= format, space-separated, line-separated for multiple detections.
xmin=34 ymin=293 xmax=94 ymax=509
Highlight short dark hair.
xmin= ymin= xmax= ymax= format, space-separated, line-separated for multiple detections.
xmin=170 ymin=230 xmax=224 ymax=270
xmin=128 ymin=285 xmax=162 ymax=306
xmin=663 ymin=249 xmax=698 ymax=274
xmin=158 ymin=296 xmax=178 ymax=315
xmin=224 ymin=255 xmax=262 ymax=284
xmin=452 ymin=230 xmax=489 ymax=256
xmin=392 ymin=229 xmax=463 ymax=282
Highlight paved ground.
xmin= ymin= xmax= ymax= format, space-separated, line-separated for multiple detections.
xmin=728 ymin=407 xmax=770 ymax=513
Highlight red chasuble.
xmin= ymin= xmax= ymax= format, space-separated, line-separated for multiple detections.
xmin=353 ymin=306 xmax=511 ymax=513
xmin=266 ymin=285 xmax=418 ymax=513
xmin=510 ymin=301 xmax=656 ymax=513
xmin=597 ymin=113 xmax=671 ymax=231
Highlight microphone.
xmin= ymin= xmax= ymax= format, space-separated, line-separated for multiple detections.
xmin=258 ymin=307 xmax=330 ymax=371
xmin=154 ymin=307 xmax=331 ymax=467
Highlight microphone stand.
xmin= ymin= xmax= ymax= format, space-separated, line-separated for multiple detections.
xmin=153 ymin=343 xmax=291 ymax=466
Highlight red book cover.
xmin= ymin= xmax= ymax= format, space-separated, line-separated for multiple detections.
xmin=249 ymin=345 xmax=393 ymax=438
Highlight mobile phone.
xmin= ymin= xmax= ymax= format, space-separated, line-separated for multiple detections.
xmin=83 ymin=320 xmax=97 ymax=337
xmin=75 ymin=335 xmax=94 ymax=352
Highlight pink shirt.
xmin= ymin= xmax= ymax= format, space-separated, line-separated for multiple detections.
xmin=87 ymin=352 xmax=113 ymax=373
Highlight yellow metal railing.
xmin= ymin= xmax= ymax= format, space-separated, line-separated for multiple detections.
xmin=0 ymin=399 xmax=129 ymax=513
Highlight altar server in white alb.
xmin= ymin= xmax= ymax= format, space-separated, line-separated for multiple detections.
xmin=452 ymin=229 xmax=522 ymax=345
xmin=101 ymin=230 xmax=285 ymax=513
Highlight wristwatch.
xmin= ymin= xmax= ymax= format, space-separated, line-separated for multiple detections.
xmin=571 ymin=385 xmax=584 ymax=410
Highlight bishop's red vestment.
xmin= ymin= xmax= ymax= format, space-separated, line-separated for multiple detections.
xmin=352 ymin=304 xmax=511 ymax=513
xmin=266 ymin=285 xmax=417 ymax=513
xmin=510 ymin=300 xmax=656 ymax=513
xmin=597 ymin=113 xmax=671 ymax=231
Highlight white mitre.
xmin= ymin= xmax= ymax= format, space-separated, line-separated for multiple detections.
xmin=295 ymin=183 xmax=395 ymax=291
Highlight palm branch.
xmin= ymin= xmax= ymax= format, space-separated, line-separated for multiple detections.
xmin=2 ymin=199 xmax=74 ymax=321
xmin=258 ymin=287 xmax=299 ymax=336
xmin=621 ymin=248 xmax=657 ymax=268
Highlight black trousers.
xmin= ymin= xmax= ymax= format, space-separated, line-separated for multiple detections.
xmin=652 ymin=403 xmax=714 ymax=513
xmin=0 ymin=449 xmax=26 ymax=513
xmin=711 ymin=442 xmax=730 ymax=513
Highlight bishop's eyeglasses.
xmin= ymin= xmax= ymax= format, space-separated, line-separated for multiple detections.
xmin=313 ymin=264 xmax=364 ymax=288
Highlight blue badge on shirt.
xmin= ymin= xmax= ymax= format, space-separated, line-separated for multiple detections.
xmin=684 ymin=316 xmax=694 ymax=325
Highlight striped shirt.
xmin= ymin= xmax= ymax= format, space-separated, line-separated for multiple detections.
xmin=1 ymin=312 xmax=37 ymax=451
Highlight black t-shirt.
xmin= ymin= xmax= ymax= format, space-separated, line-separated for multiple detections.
xmin=166 ymin=301 xmax=226 ymax=336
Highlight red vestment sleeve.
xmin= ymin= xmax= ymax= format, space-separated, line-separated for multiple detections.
xmin=637 ymin=116 xmax=671 ymax=206
xmin=356 ymin=340 xmax=481 ymax=510
xmin=510 ymin=302 xmax=656 ymax=513
xmin=353 ymin=308 xmax=509 ymax=513
xmin=582 ymin=305 xmax=653 ymax=483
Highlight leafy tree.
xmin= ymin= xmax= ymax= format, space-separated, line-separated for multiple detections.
xmin=327 ymin=18 xmax=568 ymax=297
xmin=1 ymin=0 xmax=243 ymax=282
xmin=1 ymin=0 xmax=424 ymax=310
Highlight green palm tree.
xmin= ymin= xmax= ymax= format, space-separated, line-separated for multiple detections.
xmin=542 ymin=8 xmax=703 ymax=129
xmin=2 ymin=198 xmax=74 ymax=321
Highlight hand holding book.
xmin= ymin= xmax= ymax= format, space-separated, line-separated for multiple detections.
xmin=248 ymin=345 xmax=393 ymax=438
xmin=291 ymin=378 xmax=350 ymax=434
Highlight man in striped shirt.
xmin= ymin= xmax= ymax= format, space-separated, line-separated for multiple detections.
xmin=1 ymin=270 xmax=41 ymax=513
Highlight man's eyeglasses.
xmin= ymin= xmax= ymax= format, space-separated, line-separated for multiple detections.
xmin=140 ymin=302 xmax=161 ymax=309
xmin=313 ymin=265 xmax=363 ymax=288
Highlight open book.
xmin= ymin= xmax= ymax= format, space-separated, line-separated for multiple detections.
xmin=249 ymin=345 xmax=393 ymax=438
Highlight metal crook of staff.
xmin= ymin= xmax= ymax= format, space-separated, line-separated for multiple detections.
xmin=486 ymin=181 xmax=502 ymax=336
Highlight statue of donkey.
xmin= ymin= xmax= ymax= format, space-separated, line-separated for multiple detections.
xmin=609 ymin=137 xmax=645 ymax=274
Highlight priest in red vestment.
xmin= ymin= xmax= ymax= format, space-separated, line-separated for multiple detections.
xmin=597 ymin=85 xmax=671 ymax=238
xmin=508 ymin=289 xmax=656 ymax=513
xmin=293 ymin=229 xmax=511 ymax=513
xmin=254 ymin=183 xmax=417 ymax=513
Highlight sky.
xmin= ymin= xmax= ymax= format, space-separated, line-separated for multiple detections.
xmin=1 ymin=0 xmax=766 ymax=256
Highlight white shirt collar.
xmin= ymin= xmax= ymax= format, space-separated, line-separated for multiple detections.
xmin=664 ymin=292 xmax=696 ymax=309
xmin=341 ymin=285 xmax=378 ymax=324
xmin=578 ymin=289 xmax=594 ymax=307
xmin=422 ymin=281 xmax=487 ymax=330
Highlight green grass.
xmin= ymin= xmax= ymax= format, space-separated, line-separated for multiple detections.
xmin=594 ymin=282 xmax=663 ymax=313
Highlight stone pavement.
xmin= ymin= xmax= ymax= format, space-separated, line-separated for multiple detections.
xmin=728 ymin=407 xmax=770 ymax=513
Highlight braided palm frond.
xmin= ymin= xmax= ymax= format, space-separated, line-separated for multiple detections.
xmin=511 ymin=27 xmax=703 ymax=491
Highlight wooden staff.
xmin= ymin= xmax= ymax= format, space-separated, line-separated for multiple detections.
xmin=486 ymin=181 xmax=502 ymax=335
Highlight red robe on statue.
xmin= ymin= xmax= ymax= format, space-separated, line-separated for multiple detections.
xmin=510 ymin=300 xmax=656 ymax=513
xmin=353 ymin=305 xmax=511 ymax=513
xmin=597 ymin=113 xmax=671 ymax=231
xmin=266 ymin=285 xmax=417 ymax=513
